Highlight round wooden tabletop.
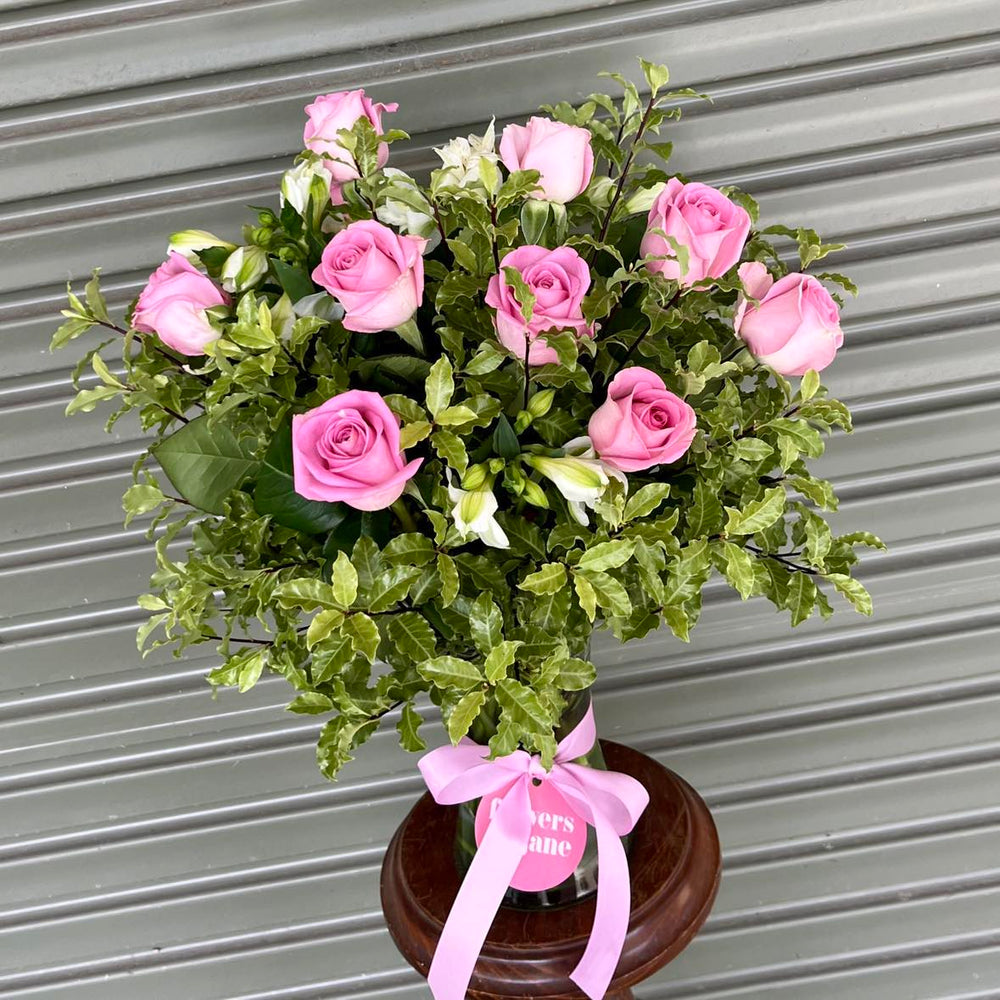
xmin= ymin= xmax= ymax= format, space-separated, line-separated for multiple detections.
xmin=381 ymin=741 xmax=722 ymax=999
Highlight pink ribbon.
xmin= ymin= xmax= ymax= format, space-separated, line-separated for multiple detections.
xmin=417 ymin=705 xmax=649 ymax=1000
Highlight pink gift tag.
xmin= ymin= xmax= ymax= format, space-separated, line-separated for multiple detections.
xmin=475 ymin=779 xmax=587 ymax=891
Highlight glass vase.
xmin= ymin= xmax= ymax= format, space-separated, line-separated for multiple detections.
xmin=453 ymin=687 xmax=613 ymax=910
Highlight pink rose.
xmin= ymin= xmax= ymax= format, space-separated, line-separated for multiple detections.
xmin=132 ymin=252 xmax=228 ymax=356
xmin=312 ymin=220 xmax=426 ymax=333
xmin=589 ymin=367 xmax=697 ymax=472
xmin=291 ymin=390 xmax=422 ymax=511
xmin=303 ymin=90 xmax=398 ymax=185
xmin=485 ymin=245 xmax=593 ymax=366
xmin=640 ymin=179 xmax=751 ymax=287
xmin=499 ymin=117 xmax=594 ymax=204
xmin=734 ymin=262 xmax=844 ymax=375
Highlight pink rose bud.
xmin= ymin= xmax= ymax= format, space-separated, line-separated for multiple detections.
xmin=734 ymin=262 xmax=844 ymax=375
xmin=589 ymin=367 xmax=697 ymax=473
xmin=291 ymin=389 xmax=423 ymax=511
xmin=312 ymin=220 xmax=427 ymax=333
xmin=484 ymin=245 xmax=594 ymax=366
xmin=640 ymin=179 xmax=751 ymax=287
xmin=132 ymin=251 xmax=228 ymax=356
xmin=499 ymin=117 xmax=594 ymax=204
xmin=303 ymin=89 xmax=398 ymax=185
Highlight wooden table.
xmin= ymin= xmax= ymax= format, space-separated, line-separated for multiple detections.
xmin=381 ymin=741 xmax=721 ymax=998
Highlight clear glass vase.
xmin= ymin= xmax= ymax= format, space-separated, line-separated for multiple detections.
xmin=453 ymin=687 xmax=610 ymax=910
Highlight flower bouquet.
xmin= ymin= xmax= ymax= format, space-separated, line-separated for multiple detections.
xmin=52 ymin=59 xmax=882 ymax=998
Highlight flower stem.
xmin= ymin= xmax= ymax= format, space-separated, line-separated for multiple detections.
xmin=595 ymin=92 xmax=659 ymax=247
xmin=431 ymin=202 xmax=449 ymax=247
xmin=745 ymin=544 xmax=819 ymax=576
xmin=99 ymin=318 xmax=212 ymax=385
xmin=489 ymin=200 xmax=502 ymax=272
xmin=391 ymin=498 xmax=419 ymax=533
xmin=522 ymin=330 xmax=532 ymax=411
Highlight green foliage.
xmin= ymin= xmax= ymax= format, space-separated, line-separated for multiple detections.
xmin=151 ymin=413 xmax=258 ymax=515
xmin=52 ymin=59 xmax=882 ymax=783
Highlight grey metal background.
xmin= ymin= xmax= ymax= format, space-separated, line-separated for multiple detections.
xmin=1 ymin=0 xmax=999 ymax=996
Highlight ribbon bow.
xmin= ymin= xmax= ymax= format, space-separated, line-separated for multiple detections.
xmin=418 ymin=705 xmax=649 ymax=1000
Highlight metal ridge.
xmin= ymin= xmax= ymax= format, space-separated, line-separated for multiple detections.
xmin=708 ymin=864 xmax=1000 ymax=934
xmin=0 ymin=0 xmax=796 ymax=45
xmin=0 ymin=847 xmax=384 ymax=931
xmin=648 ymin=930 xmax=1000 ymax=998
xmin=3 ymin=823 xmax=1000 ymax=993
xmin=0 ymin=0 xmax=287 ymax=44
xmin=6 ymin=862 xmax=1000 ymax=991
xmin=0 ymin=779 xmax=421 ymax=864
xmin=4 ymin=112 xmax=1000 ymax=234
xmin=0 ymin=733 xmax=996 ymax=870
xmin=0 ymin=910 xmax=391 ymax=991
xmin=1 ymin=20 xmax=996 ymax=142
xmin=3 ymin=597 xmax=995 ymax=731
xmin=2 ymin=646 xmax=998 ymax=798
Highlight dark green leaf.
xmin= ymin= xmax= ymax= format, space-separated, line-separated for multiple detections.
xmin=492 ymin=414 xmax=520 ymax=460
xmin=271 ymin=257 xmax=316 ymax=302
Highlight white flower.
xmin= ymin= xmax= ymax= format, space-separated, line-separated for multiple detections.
xmin=220 ymin=246 xmax=268 ymax=293
xmin=435 ymin=119 xmax=500 ymax=190
xmin=376 ymin=169 xmax=440 ymax=251
xmin=553 ymin=436 xmax=628 ymax=525
xmin=167 ymin=229 xmax=235 ymax=260
xmin=280 ymin=159 xmax=333 ymax=217
xmin=447 ymin=478 xmax=509 ymax=549
xmin=524 ymin=447 xmax=609 ymax=527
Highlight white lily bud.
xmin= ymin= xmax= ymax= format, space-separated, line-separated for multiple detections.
xmin=624 ymin=181 xmax=667 ymax=216
xmin=167 ymin=229 xmax=235 ymax=259
xmin=434 ymin=119 xmax=501 ymax=190
xmin=280 ymin=159 xmax=333 ymax=217
xmin=447 ymin=478 xmax=509 ymax=549
xmin=461 ymin=463 xmax=488 ymax=491
xmin=524 ymin=454 xmax=609 ymax=504
xmin=220 ymin=246 xmax=269 ymax=293
xmin=553 ymin=436 xmax=629 ymax=525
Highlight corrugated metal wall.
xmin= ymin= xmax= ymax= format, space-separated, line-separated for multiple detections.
xmin=2 ymin=0 xmax=999 ymax=996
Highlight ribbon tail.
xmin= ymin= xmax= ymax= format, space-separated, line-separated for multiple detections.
xmin=427 ymin=780 xmax=531 ymax=1000
xmin=569 ymin=808 xmax=632 ymax=1000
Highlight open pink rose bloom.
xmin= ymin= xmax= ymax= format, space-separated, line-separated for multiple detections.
xmin=132 ymin=252 xmax=228 ymax=356
xmin=735 ymin=261 xmax=844 ymax=375
xmin=641 ymin=179 xmax=751 ymax=287
xmin=292 ymin=390 xmax=422 ymax=510
xmin=312 ymin=220 xmax=426 ymax=333
xmin=485 ymin=244 xmax=594 ymax=365
xmin=589 ymin=367 xmax=697 ymax=473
